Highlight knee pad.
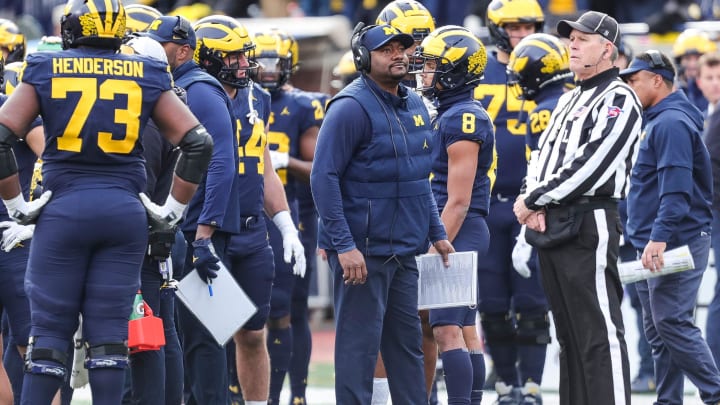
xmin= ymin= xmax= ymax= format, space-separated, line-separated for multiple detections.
xmin=84 ymin=342 xmax=129 ymax=370
xmin=24 ymin=338 xmax=68 ymax=378
xmin=480 ymin=312 xmax=516 ymax=346
xmin=515 ymin=311 xmax=551 ymax=345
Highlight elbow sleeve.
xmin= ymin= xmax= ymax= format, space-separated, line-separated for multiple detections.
xmin=0 ymin=123 xmax=18 ymax=180
xmin=174 ymin=125 xmax=214 ymax=184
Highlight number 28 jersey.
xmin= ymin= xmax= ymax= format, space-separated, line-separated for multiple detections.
xmin=474 ymin=52 xmax=535 ymax=195
xmin=22 ymin=47 xmax=173 ymax=194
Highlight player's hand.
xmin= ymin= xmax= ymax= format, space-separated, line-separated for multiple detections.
xmin=432 ymin=239 xmax=455 ymax=267
xmin=0 ymin=221 xmax=34 ymax=252
xmin=3 ymin=191 xmax=52 ymax=225
xmin=272 ymin=210 xmax=306 ymax=277
xmin=139 ymin=193 xmax=185 ymax=228
xmin=191 ymin=238 xmax=220 ymax=283
xmin=512 ymin=226 xmax=532 ymax=278
xmin=269 ymin=150 xmax=289 ymax=170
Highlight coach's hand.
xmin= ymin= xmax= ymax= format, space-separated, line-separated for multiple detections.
xmin=0 ymin=221 xmax=34 ymax=252
xmin=3 ymin=191 xmax=51 ymax=225
xmin=339 ymin=248 xmax=367 ymax=285
xmin=432 ymin=239 xmax=455 ymax=267
xmin=192 ymin=238 xmax=220 ymax=283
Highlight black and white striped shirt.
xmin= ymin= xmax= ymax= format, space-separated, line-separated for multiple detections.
xmin=525 ymin=68 xmax=642 ymax=210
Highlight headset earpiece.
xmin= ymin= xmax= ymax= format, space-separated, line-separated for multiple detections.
xmin=647 ymin=49 xmax=665 ymax=69
xmin=351 ymin=22 xmax=373 ymax=73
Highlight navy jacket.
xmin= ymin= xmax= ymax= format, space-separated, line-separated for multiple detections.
xmin=627 ymin=91 xmax=712 ymax=249
xmin=311 ymin=76 xmax=446 ymax=256
xmin=173 ymin=61 xmax=240 ymax=234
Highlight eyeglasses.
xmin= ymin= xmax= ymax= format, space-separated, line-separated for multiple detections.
xmin=172 ymin=16 xmax=191 ymax=40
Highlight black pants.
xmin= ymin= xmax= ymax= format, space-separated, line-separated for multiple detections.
xmin=538 ymin=206 xmax=630 ymax=405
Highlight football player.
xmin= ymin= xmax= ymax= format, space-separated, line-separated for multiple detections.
xmin=475 ymin=0 xmax=550 ymax=403
xmin=673 ymin=28 xmax=717 ymax=112
xmin=252 ymin=29 xmax=323 ymax=405
xmin=416 ymin=25 xmax=494 ymax=405
xmin=0 ymin=19 xmax=24 ymax=64
xmin=193 ymin=15 xmax=305 ymax=405
xmin=0 ymin=0 xmax=213 ymax=402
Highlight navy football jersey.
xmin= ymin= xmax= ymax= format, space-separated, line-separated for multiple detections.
xmin=474 ymin=53 xmax=535 ymax=195
xmin=526 ymin=84 xmax=565 ymax=152
xmin=230 ymin=82 xmax=272 ymax=217
xmin=431 ymin=98 xmax=495 ymax=215
xmin=0 ymin=94 xmax=42 ymax=221
xmin=266 ymin=90 xmax=319 ymax=202
xmin=22 ymin=48 xmax=173 ymax=194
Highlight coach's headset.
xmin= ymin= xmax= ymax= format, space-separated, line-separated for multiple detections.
xmin=646 ymin=49 xmax=668 ymax=70
xmin=351 ymin=22 xmax=377 ymax=73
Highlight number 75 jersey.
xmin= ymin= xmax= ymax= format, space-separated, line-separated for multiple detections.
xmin=473 ymin=52 xmax=535 ymax=194
xmin=22 ymin=47 xmax=173 ymax=193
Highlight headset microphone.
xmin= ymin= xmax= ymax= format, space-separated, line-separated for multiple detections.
xmin=584 ymin=49 xmax=608 ymax=68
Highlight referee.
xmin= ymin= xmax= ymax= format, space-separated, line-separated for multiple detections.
xmin=513 ymin=11 xmax=642 ymax=405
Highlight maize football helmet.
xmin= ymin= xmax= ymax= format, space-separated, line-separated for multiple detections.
xmin=507 ymin=33 xmax=572 ymax=100
xmin=125 ymin=4 xmax=162 ymax=34
xmin=252 ymin=29 xmax=298 ymax=91
xmin=486 ymin=0 xmax=544 ymax=54
xmin=672 ymin=28 xmax=717 ymax=63
xmin=0 ymin=19 xmax=25 ymax=63
xmin=2 ymin=61 xmax=22 ymax=96
xmin=60 ymin=0 xmax=126 ymax=50
xmin=414 ymin=25 xmax=487 ymax=97
xmin=376 ymin=0 xmax=435 ymax=42
xmin=193 ymin=15 xmax=257 ymax=88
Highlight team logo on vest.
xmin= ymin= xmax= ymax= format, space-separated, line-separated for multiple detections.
xmin=281 ymin=107 xmax=290 ymax=115
xmin=413 ymin=114 xmax=425 ymax=126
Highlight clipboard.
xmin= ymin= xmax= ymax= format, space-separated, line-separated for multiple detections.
xmin=175 ymin=261 xmax=257 ymax=346
xmin=416 ymin=251 xmax=478 ymax=310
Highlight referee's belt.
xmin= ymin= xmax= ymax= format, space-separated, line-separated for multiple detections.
xmin=549 ymin=196 xmax=618 ymax=210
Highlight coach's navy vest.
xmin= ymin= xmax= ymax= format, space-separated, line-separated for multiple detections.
xmin=327 ymin=77 xmax=435 ymax=256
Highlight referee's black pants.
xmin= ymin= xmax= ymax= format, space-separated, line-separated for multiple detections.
xmin=538 ymin=206 xmax=630 ymax=405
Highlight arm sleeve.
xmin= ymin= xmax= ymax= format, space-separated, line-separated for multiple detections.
xmin=525 ymin=88 xmax=641 ymax=209
xmin=187 ymin=83 xmax=236 ymax=227
xmin=650 ymin=121 xmax=695 ymax=242
xmin=427 ymin=192 xmax=448 ymax=243
xmin=310 ymin=97 xmax=369 ymax=253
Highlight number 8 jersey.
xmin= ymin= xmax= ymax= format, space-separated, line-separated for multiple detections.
xmin=22 ymin=47 xmax=173 ymax=194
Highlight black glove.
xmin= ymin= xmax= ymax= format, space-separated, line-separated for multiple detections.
xmin=191 ymin=238 xmax=220 ymax=283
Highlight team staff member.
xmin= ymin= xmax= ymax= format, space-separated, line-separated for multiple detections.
xmin=145 ymin=15 xmax=239 ymax=405
xmin=622 ymin=50 xmax=720 ymax=405
xmin=505 ymin=32 xmax=573 ymax=403
xmin=0 ymin=0 xmax=213 ymax=402
xmin=311 ymin=24 xmax=453 ymax=404
xmin=513 ymin=11 xmax=641 ymax=405
xmin=416 ymin=26 xmax=492 ymax=405
xmin=475 ymin=0 xmax=549 ymax=402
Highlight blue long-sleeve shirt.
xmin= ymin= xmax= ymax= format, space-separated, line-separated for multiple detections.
xmin=627 ymin=90 xmax=712 ymax=249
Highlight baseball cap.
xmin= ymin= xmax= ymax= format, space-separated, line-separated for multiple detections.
xmin=557 ymin=11 xmax=620 ymax=47
xmin=619 ymin=53 xmax=675 ymax=81
xmin=145 ymin=16 xmax=196 ymax=49
xmin=362 ymin=24 xmax=414 ymax=51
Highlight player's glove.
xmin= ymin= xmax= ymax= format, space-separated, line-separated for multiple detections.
xmin=272 ymin=210 xmax=306 ymax=277
xmin=191 ymin=238 xmax=220 ymax=283
xmin=139 ymin=193 xmax=185 ymax=228
xmin=269 ymin=150 xmax=289 ymax=170
xmin=2 ymin=191 xmax=52 ymax=225
xmin=512 ymin=226 xmax=532 ymax=279
xmin=0 ymin=221 xmax=34 ymax=252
